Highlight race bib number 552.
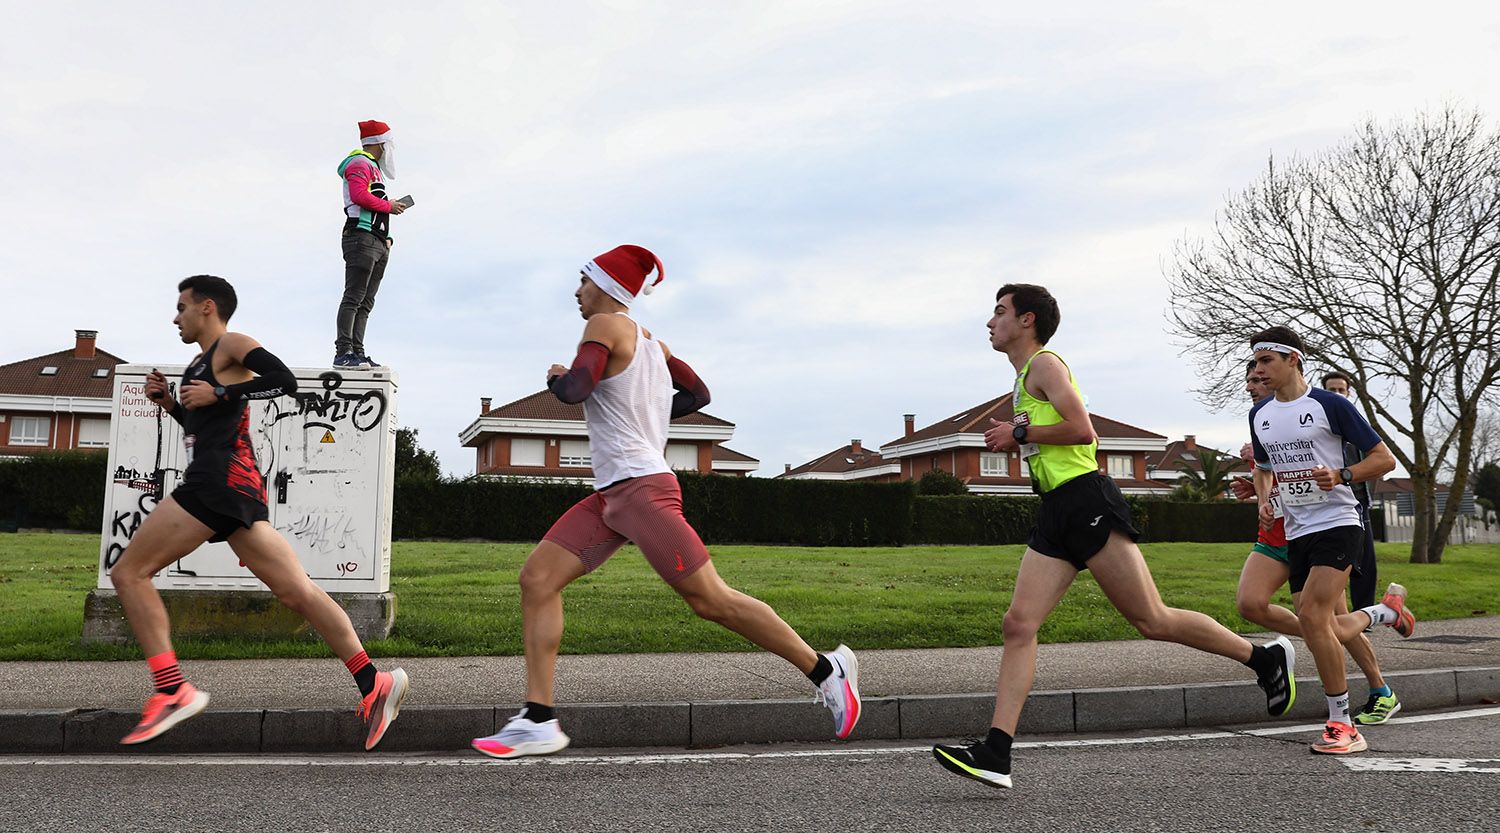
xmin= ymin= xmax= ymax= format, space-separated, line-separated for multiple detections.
xmin=1277 ymin=469 xmax=1328 ymax=507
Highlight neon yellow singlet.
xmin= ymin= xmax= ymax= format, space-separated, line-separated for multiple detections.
xmin=1013 ymin=349 xmax=1098 ymax=494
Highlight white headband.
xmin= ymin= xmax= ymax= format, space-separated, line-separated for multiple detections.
xmin=1253 ymin=341 xmax=1301 ymax=358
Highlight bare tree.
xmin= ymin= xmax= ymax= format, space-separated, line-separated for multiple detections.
xmin=1166 ymin=106 xmax=1500 ymax=563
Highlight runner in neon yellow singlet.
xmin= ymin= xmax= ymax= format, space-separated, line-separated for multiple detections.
xmin=933 ymin=282 xmax=1298 ymax=791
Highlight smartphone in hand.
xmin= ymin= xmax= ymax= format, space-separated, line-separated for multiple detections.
xmin=394 ymin=195 xmax=415 ymax=209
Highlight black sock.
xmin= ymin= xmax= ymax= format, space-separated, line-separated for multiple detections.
xmin=807 ymin=654 xmax=833 ymax=686
xmin=1245 ymin=644 xmax=1275 ymax=679
xmin=983 ymin=727 xmax=1013 ymax=758
xmin=353 ymin=664 xmax=378 ymax=697
xmin=522 ymin=701 xmax=555 ymax=723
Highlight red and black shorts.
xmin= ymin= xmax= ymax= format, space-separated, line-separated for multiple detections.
xmin=542 ymin=473 xmax=711 ymax=585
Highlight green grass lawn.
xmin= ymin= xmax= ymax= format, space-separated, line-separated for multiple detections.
xmin=1 ymin=533 xmax=1495 ymax=661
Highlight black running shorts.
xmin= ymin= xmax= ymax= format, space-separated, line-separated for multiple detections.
xmin=171 ymin=484 xmax=268 ymax=543
xmin=1028 ymin=471 xmax=1141 ymax=571
xmin=1286 ymin=524 xmax=1362 ymax=594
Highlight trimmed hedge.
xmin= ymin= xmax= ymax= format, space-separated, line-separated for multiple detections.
xmin=394 ymin=474 xmax=916 ymax=546
xmin=912 ymin=494 xmax=1260 ymax=545
xmin=912 ymin=495 xmax=1039 ymax=544
xmin=0 ymin=452 xmax=1261 ymax=546
xmin=394 ymin=478 xmax=594 ymax=541
xmin=1132 ymin=500 xmax=1258 ymax=543
xmin=0 ymin=452 xmax=109 ymax=531
xmin=675 ymin=473 xmax=914 ymax=546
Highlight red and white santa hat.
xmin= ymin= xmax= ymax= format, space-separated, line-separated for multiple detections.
xmin=358 ymin=120 xmax=396 ymax=178
xmin=581 ymin=245 xmax=665 ymax=307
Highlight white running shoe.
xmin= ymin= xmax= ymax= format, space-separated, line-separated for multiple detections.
xmin=471 ymin=711 xmax=571 ymax=759
xmin=815 ymin=644 xmax=862 ymax=740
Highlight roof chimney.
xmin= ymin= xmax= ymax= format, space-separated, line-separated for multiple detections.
xmin=74 ymin=329 xmax=97 ymax=359
xmin=480 ymin=397 xmax=492 ymax=415
xmin=903 ymin=414 xmax=915 ymax=438
xmin=784 ymin=463 xmax=791 ymax=473
xmin=1184 ymin=434 xmax=1197 ymax=451
xmin=851 ymin=439 xmax=863 ymax=454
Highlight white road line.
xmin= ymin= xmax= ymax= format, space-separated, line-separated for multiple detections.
xmin=1340 ymin=759 xmax=1500 ymax=774
xmin=3 ymin=706 xmax=1496 ymax=768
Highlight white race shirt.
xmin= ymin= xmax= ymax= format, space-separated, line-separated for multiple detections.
xmin=1249 ymin=388 xmax=1381 ymax=540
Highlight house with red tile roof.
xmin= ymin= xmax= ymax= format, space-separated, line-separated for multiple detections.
xmin=778 ymin=439 xmax=900 ymax=481
xmin=457 ymin=390 xmax=758 ymax=481
xmin=781 ymin=394 xmax=1174 ymax=495
xmin=0 ymin=330 xmax=124 ymax=456
xmin=1145 ymin=435 xmax=1246 ymax=484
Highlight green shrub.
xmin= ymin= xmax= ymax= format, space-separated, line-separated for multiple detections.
xmin=917 ymin=469 xmax=968 ymax=495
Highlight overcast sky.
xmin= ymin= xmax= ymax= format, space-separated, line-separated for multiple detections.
xmin=5 ymin=1 xmax=1498 ymax=476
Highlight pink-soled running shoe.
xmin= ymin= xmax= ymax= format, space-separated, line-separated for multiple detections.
xmin=816 ymin=644 xmax=862 ymax=740
xmin=120 ymin=683 xmax=210 ymax=745
xmin=357 ymin=668 xmax=409 ymax=750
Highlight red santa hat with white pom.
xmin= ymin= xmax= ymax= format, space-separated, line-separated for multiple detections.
xmin=581 ymin=245 xmax=665 ymax=307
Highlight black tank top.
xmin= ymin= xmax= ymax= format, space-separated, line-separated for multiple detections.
xmin=180 ymin=339 xmax=266 ymax=503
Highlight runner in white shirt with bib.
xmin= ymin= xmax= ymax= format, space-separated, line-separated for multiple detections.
xmin=1246 ymin=327 xmax=1413 ymax=756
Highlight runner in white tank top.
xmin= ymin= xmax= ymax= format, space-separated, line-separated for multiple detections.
xmin=471 ymin=245 xmax=862 ymax=761
xmin=583 ymin=313 xmax=672 ymax=489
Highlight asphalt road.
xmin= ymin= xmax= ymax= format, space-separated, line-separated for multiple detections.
xmin=5 ymin=708 xmax=1498 ymax=833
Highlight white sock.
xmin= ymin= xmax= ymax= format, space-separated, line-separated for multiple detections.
xmin=1361 ymin=603 xmax=1397 ymax=626
xmin=1327 ymin=691 xmax=1351 ymax=724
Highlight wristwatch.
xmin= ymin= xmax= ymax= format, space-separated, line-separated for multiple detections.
xmin=1339 ymin=467 xmax=1353 ymax=485
xmin=213 ymin=385 xmax=227 ymax=401
xmin=1012 ymin=424 xmax=1029 ymax=444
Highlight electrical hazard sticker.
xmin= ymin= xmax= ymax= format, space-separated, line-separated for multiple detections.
xmin=320 ymin=430 xmax=336 ymax=444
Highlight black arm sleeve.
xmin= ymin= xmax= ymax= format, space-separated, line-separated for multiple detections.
xmin=667 ymin=356 xmax=711 ymax=418
xmin=224 ymin=347 xmax=299 ymax=401
xmin=164 ymin=400 xmax=186 ymax=426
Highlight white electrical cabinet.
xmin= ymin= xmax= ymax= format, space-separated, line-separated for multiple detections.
xmin=97 ymin=364 xmax=398 ymax=594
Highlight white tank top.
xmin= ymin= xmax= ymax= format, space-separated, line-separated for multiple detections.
xmin=585 ymin=315 xmax=673 ymax=489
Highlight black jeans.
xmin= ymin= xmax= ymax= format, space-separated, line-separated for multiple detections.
xmin=336 ymin=230 xmax=390 ymax=355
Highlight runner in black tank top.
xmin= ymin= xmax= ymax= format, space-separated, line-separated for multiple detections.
xmin=108 ymin=275 xmax=409 ymax=751
xmin=172 ymin=338 xmax=269 ymax=541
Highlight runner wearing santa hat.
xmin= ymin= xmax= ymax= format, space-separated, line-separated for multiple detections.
xmin=333 ymin=119 xmax=404 ymax=368
xmin=470 ymin=245 xmax=862 ymax=759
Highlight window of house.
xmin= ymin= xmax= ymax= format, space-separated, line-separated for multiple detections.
xmin=10 ymin=415 xmax=50 ymax=446
xmin=666 ymin=443 xmax=699 ymax=471
xmin=78 ymin=418 xmax=110 ymax=448
xmin=1018 ymin=454 xmax=1030 ymax=478
xmin=1106 ymin=454 xmax=1134 ymax=479
xmin=559 ymin=439 xmax=592 ymax=468
xmin=93 ymin=368 xmax=111 ymax=378
xmin=39 ymin=366 xmax=58 ymax=376
xmin=511 ymin=438 xmax=545 ymax=467
xmin=980 ymin=452 xmax=1007 ymax=477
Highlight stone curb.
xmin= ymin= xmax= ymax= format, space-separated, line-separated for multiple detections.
xmin=3 ymin=667 xmax=1494 ymax=754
